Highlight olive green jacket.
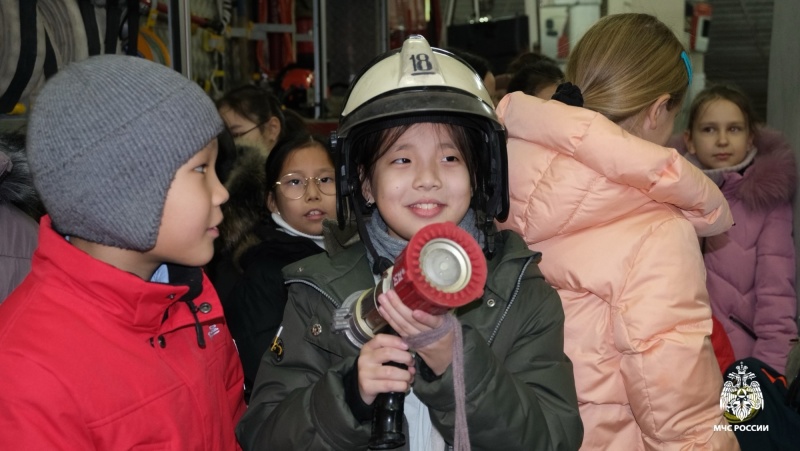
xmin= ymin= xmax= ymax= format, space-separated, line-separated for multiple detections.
xmin=236 ymin=229 xmax=582 ymax=451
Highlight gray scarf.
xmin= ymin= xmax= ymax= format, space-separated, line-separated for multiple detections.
xmin=365 ymin=209 xmax=484 ymax=270
xmin=365 ymin=209 xmax=479 ymax=451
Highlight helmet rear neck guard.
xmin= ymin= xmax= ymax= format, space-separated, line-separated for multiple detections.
xmin=331 ymin=35 xmax=509 ymax=260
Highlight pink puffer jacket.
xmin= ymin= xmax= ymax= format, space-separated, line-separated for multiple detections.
xmin=496 ymin=93 xmax=739 ymax=450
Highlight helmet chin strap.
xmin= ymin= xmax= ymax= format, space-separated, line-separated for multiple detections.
xmin=350 ymin=193 xmax=393 ymax=275
xmin=482 ymin=222 xmax=497 ymax=259
xmin=476 ymin=208 xmax=497 ymax=259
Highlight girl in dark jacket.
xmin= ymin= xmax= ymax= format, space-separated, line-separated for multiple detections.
xmin=222 ymin=133 xmax=336 ymax=399
xmin=237 ymin=35 xmax=581 ymax=451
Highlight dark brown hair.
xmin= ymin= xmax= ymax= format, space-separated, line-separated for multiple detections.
xmin=217 ymin=85 xmax=286 ymax=136
xmin=686 ymin=84 xmax=759 ymax=137
xmin=506 ymin=61 xmax=564 ymax=97
xmin=354 ymin=122 xmax=480 ymax=195
xmin=264 ymin=132 xmax=331 ymax=200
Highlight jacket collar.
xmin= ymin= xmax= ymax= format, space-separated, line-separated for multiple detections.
xmin=283 ymin=240 xmax=374 ymax=308
xmin=34 ymin=216 xmax=222 ymax=337
xmin=283 ymin=227 xmax=536 ymax=308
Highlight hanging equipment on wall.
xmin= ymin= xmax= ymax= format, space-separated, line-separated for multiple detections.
xmin=104 ymin=0 xmax=121 ymax=53
xmin=0 ymin=0 xmax=43 ymax=114
xmin=121 ymin=0 xmax=141 ymax=56
xmin=38 ymin=0 xmax=90 ymax=68
xmin=77 ymin=0 xmax=102 ymax=55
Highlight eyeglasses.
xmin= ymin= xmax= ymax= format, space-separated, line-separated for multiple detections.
xmin=274 ymin=172 xmax=336 ymax=199
xmin=229 ymin=122 xmax=266 ymax=139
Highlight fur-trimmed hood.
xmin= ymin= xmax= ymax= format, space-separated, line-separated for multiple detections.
xmin=735 ymin=127 xmax=797 ymax=211
xmin=0 ymin=131 xmax=44 ymax=219
xmin=669 ymin=127 xmax=797 ymax=212
xmin=217 ymin=146 xmax=268 ymax=264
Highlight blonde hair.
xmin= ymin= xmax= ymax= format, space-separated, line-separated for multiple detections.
xmin=565 ymin=14 xmax=689 ymax=124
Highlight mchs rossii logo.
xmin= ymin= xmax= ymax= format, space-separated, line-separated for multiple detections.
xmin=721 ymin=362 xmax=764 ymax=423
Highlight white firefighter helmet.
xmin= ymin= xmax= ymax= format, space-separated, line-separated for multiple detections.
xmin=332 ymin=35 xmax=508 ymax=248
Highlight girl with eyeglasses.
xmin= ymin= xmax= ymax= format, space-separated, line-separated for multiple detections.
xmin=219 ymin=132 xmax=336 ymax=401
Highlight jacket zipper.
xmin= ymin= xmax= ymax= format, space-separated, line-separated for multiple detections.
xmin=729 ymin=315 xmax=758 ymax=340
xmin=289 ymin=260 xmax=529 ymax=451
xmin=486 ymin=257 xmax=532 ymax=346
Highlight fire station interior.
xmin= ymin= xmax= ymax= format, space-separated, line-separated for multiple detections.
xmin=0 ymin=2 xmax=796 ymax=131
xmin=0 ymin=0 xmax=799 ymax=311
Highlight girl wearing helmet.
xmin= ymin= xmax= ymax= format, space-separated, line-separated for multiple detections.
xmin=495 ymin=14 xmax=738 ymax=450
xmin=237 ymin=35 xmax=582 ymax=451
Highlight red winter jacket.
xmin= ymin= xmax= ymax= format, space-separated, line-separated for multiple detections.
xmin=0 ymin=216 xmax=245 ymax=450
xmin=711 ymin=315 xmax=736 ymax=373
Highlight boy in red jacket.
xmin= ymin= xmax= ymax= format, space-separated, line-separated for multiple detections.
xmin=0 ymin=55 xmax=245 ymax=450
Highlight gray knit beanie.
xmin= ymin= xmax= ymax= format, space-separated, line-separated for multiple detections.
xmin=27 ymin=55 xmax=223 ymax=251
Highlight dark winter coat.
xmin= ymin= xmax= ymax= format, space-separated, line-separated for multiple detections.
xmin=0 ymin=132 xmax=40 ymax=302
xmin=207 ymin=146 xmax=269 ymax=301
xmin=223 ymin=221 xmax=324 ymax=397
xmin=209 ymin=145 xmax=326 ymax=396
xmin=671 ymin=127 xmax=798 ymax=374
xmin=236 ymin=229 xmax=583 ymax=451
